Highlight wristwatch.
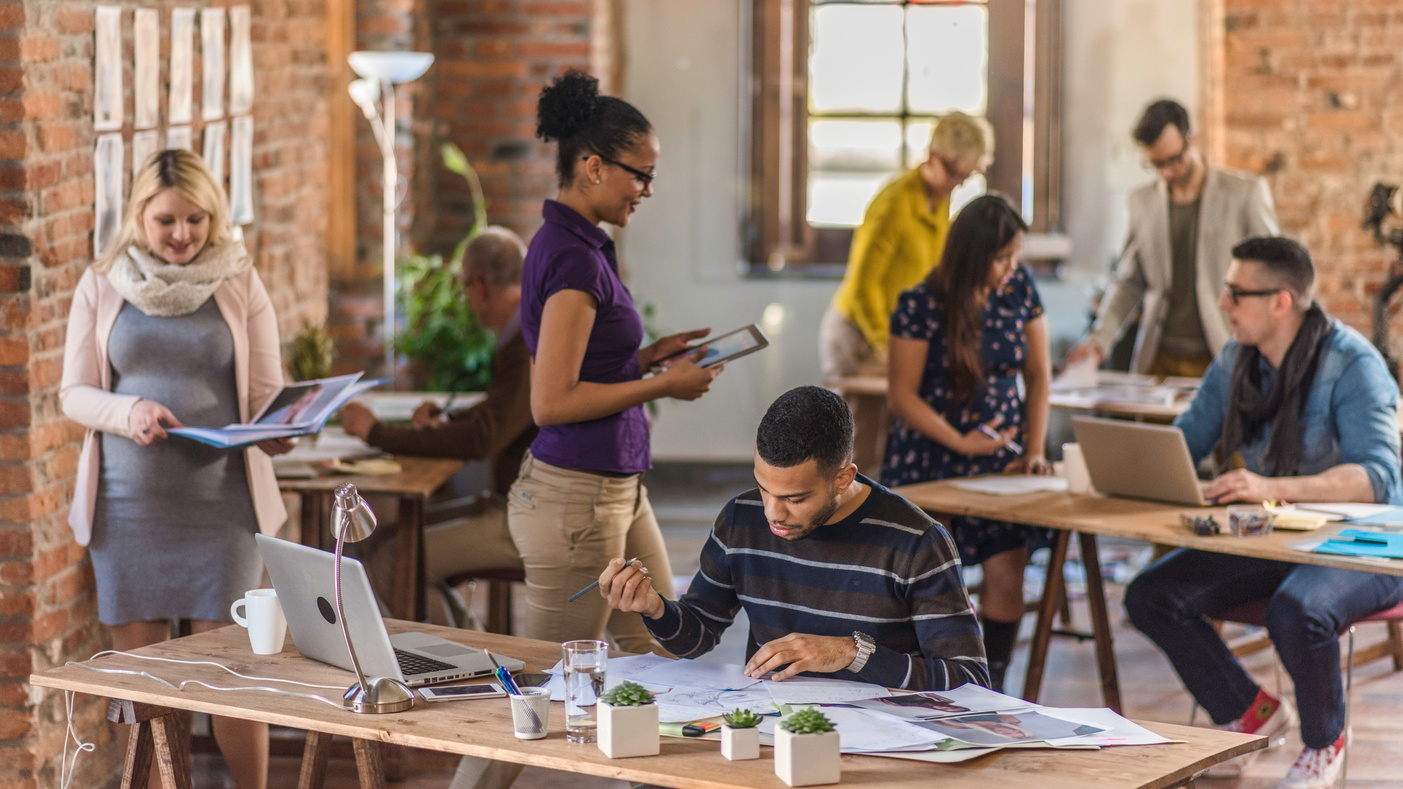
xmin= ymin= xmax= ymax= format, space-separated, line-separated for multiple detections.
xmin=847 ymin=631 xmax=876 ymax=674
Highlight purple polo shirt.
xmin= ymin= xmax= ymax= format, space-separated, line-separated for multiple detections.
xmin=520 ymin=200 xmax=650 ymax=474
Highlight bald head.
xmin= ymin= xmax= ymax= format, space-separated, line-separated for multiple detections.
xmin=463 ymin=226 xmax=526 ymax=290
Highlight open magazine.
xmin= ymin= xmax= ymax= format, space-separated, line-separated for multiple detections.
xmin=170 ymin=372 xmax=388 ymax=449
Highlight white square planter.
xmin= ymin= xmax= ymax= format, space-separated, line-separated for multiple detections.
xmin=774 ymin=728 xmax=840 ymax=787
xmin=721 ymin=724 xmax=759 ymax=760
xmin=596 ymin=702 xmax=659 ymax=758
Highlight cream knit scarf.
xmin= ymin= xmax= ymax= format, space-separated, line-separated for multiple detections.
xmin=105 ymin=241 xmax=252 ymax=317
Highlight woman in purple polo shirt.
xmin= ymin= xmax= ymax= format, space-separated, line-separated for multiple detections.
xmin=510 ymin=70 xmax=722 ymax=655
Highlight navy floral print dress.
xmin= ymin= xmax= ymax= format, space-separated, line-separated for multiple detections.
xmin=881 ymin=265 xmax=1049 ymax=565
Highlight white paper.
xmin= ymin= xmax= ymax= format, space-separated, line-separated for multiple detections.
xmin=93 ymin=134 xmax=124 ymax=258
xmin=1030 ymin=708 xmax=1175 ymax=747
xmin=760 ymin=708 xmax=942 ymax=754
xmin=652 ymin=686 xmax=775 ymax=722
xmin=849 ymin=684 xmax=1034 ymax=721
xmin=545 ymin=652 xmax=674 ymax=680
xmin=1051 ymin=355 xmax=1099 ymax=391
xmin=202 ymin=121 xmax=227 ymax=184
xmin=229 ymin=116 xmax=254 ymax=224
xmin=1295 ymin=503 xmax=1395 ymax=521
xmin=948 ymin=476 xmax=1068 ymax=495
xmin=132 ymin=10 xmax=160 ymax=129
xmin=131 ymin=130 xmax=159 ymax=181
xmin=94 ymin=7 xmax=122 ymax=131
xmin=165 ymin=125 xmax=193 ymax=152
xmin=201 ymin=8 xmax=227 ymax=121
xmin=861 ymin=746 xmax=1001 ymax=764
xmin=228 ymin=6 xmax=254 ymax=114
xmin=632 ymin=658 xmax=762 ymax=691
xmin=169 ymin=9 xmax=195 ymax=124
xmin=763 ymin=677 xmax=890 ymax=705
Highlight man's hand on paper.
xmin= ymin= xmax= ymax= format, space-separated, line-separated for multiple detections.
xmin=1204 ymin=468 xmax=1277 ymax=505
xmin=338 ymin=401 xmax=378 ymax=441
xmin=744 ymin=633 xmax=859 ymax=681
xmin=411 ymin=399 xmax=444 ymax=427
xmin=599 ymin=557 xmax=666 ymax=619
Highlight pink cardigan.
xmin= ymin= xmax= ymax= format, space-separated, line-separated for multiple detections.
xmin=60 ymin=266 xmax=288 ymax=546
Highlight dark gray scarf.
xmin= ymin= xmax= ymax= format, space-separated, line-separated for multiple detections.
xmin=1220 ymin=303 xmax=1331 ymax=477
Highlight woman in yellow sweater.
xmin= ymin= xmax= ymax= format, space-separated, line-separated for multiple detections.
xmin=820 ymin=112 xmax=994 ymax=379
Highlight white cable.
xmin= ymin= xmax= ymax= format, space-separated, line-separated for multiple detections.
xmin=80 ymin=650 xmax=346 ymax=690
xmin=60 ymin=690 xmax=95 ymax=789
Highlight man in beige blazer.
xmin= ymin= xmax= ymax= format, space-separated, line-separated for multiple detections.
xmin=1068 ymin=99 xmax=1279 ymax=376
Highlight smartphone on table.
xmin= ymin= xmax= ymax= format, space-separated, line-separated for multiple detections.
xmin=419 ymin=683 xmax=507 ymax=702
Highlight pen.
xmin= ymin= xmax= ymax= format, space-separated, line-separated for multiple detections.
xmin=978 ymin=423 xmax=1024 ymax=455
xmin=568 ymin=557 xmax=638 ymax=603
xmin=486 ymin=650 xmax=521 ymax=695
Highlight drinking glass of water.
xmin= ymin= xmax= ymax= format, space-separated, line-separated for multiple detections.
xmin=562 ymin=640 xmax=608 ymax=743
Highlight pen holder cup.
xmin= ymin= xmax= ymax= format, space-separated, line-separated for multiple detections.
xmin=509 ymin=688 xmax=551 ymax=740
xmin=1228 ymin=506 xmax=1275 ymax=537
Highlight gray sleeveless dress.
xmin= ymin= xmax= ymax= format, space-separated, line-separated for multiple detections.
xmin=89 ymin=298 xmax=261 ymax=625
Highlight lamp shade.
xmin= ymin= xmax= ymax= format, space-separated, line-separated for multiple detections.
xmin=348 ymin=51 xmax=434 ymax=84
xmin=331 ymin=484 xmax=378 ymax=543
xmin=347 ymin=78 xmax=381 ymax=119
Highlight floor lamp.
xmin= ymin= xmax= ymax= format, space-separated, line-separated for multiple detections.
xmin=347 ymin=51 xmax=434 ymax=382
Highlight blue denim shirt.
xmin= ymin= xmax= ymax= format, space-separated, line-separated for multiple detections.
xmin=1174 ymin=320 xmax=1403 ymax=504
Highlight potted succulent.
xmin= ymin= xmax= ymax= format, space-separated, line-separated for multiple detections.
xmin=720 ymin=708 xmax=762 ymax=760
xmin=774 ymin=708 xmax=839 ymax=787
xmin=597 ymin=681 xmax=659 ymax=758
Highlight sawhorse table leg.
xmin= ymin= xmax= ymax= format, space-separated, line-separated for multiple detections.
xmin=108 ymin=700 xmax=192 ymax=789
xmin=298 ymin=730 xmax=386 ymax=789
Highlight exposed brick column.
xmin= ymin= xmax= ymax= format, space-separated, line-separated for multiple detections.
xmin=0 ymin=2 xmax=331 ymax=786
xmin=1207 ymin=0 xmax=1403 ymax=336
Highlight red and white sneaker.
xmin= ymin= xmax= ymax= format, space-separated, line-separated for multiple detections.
xmin=1277 ymin=734 xmax=1346 ymax=789
xmin=1204 ymin=691 xmax=1297 ymax=779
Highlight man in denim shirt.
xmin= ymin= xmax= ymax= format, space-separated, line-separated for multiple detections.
xmin=1125 ymin=237 xmax=1403 ymax=789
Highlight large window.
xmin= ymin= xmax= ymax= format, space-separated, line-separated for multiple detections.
xmin=748 ymin=0 xmax=1060 ymax=271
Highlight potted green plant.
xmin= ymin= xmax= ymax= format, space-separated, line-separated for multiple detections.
xmin=597 ymin=680 xmax=659 ymax=758
xmin=285 ymin=323 xmax=334 ymax=382
xmin=720 ymin=708 xmax=762 ymax=761
xmin=774 ymin=708 xmax=839 ymax=786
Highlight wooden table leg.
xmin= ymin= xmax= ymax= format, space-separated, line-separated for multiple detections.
xmin=352 ymin=739 xmax=386 ymax=789
xmin=108 ymin=700 xmax=192 ymax=789
xmin=298 ymin=731 xmax=332 ymax=789
xmin=1022 ymin=529 xmax=1071 ymax=704
xmin=300 ymin=491 xmax=326 ymax=549
xmin=1079 ymin=532 xmax=1123 ymax=712
xmin=393 ymin=496 xmax=425 ymax=621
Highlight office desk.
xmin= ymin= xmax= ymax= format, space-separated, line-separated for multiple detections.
xmin=893 ymin=479 xmax=1403 ymax=712
xmin=31 ymin=621 xmax=1261 ymax=789
xmin=279 ymin=456 xmax=464 ymax=621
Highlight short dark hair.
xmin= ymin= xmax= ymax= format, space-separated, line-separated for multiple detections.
xmin=756 ymin=386 xmax=854 ymax=474
xmin=1133 ymin=99 xmax=1191 ymax=146
xmin=1231 ymin=236 xmax=1315 ymax=307
xmin=536 ymin=69 xmax=653 ymax=188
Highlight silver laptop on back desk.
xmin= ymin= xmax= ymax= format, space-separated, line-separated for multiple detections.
xmin=1070 ymin=416 xmax=1209 ymax=507
xmin=256 ymin=534 xmax=524 ymax=687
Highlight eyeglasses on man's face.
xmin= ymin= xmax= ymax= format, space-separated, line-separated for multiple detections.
xmin=587 ymin=155 xmax=656 ymax=188
xmin=1221 ymin=283 xmax=1283 ymax=306
xmin=1143 ymin=141 xmax=1190 ymax=173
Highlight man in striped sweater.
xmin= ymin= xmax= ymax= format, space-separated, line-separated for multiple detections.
xmin=598 ymin=385 xmax=988 ymax=690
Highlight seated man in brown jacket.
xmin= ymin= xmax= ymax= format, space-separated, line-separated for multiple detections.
xmin=339 ymin=227 xmax=535 ymax=625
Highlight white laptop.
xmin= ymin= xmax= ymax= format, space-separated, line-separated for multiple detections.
xmin=256 ymin=534 xmax=524 ymax=687
xmin=1070 ymin=416 xmax=1209 ymax=507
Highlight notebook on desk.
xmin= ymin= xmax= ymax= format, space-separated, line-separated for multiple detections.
xmin=256 ymin=535 xmax=523 ymax=687
xmin=1071 ymin=416 xmax=1209 ymax=506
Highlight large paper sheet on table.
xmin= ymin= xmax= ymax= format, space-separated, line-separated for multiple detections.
xmin=763 ymin=676 xmax=890 ymax=704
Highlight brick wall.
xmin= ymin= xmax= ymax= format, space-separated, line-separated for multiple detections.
xmin=0 ymin=2 xmax=330 ymax=786
xmin=329 ymin=0 xmax=622 ymax=379
xmin=1207 ymin=0 xmax=1403 ymax=338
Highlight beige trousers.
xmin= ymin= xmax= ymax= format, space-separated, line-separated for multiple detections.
xmin=819 ymin=305 xmax=885 ymax=380
xmin=506 ymin=451 xmax=676 ymax=657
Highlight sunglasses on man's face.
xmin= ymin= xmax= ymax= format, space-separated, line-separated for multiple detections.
xmin=1221 ymin=283 xmax=1283 ymax=306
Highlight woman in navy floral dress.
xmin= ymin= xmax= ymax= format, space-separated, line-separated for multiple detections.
xmin=882 ymin=194 xmax=1052 ymax=692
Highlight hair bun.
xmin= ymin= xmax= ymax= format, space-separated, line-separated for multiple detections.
xmin=536 ymin=69 xmax=601 ymax=143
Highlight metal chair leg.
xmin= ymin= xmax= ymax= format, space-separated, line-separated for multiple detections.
xmin=1344 ymin=625 xmax=1355 ymax=787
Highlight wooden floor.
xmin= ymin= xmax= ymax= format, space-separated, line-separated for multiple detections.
xmin=191 ymin=467 xmax=1403 ymax=788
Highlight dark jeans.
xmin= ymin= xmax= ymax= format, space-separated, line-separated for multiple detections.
xmin=1125 ymin=548 xmax=1403 ymax=749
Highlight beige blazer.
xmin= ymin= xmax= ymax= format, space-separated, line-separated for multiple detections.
xmin=60 ymin=266 xmax=288 ymax=546
xmin=1089 ymin=167 xmax=1279 ymax=373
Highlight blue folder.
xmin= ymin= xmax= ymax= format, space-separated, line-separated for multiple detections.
xmin=1313 ymin=529 xmax=1403 ymax=560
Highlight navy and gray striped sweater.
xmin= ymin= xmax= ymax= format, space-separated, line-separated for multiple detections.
xmin=644 ymin=475 xmax=989 ymax=691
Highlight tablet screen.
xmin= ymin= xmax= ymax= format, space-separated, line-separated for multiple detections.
xmin=698 ymin=328 xmax=762 ymax=367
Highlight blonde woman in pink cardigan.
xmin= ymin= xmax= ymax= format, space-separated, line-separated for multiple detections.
xmin=60 ymin=149 xmax=290 ymax=789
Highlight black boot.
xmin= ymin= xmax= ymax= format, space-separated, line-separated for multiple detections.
xmin=979 ymin=615 xmax=1022 ymax=693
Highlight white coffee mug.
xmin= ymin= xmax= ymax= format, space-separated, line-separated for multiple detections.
xmin=1062 ymin=442 xmax=1093 ymax=495
xmin=230 ymin=589 xmax=287 ymax=655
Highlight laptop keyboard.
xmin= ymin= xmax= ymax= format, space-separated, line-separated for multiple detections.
xmin=394 ymin=648 xmax=456 ymax=676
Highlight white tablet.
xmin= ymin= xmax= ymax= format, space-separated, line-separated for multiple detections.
xmin=659 ymin=324 xmax=769 ymax=369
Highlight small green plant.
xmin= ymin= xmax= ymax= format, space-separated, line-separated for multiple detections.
xmin=778 ymin=708 xmax=835 ymax=735
xmin=721 ymin=708 xmax=763 ymax=729
xmin=285 ymin=323 xmax=335 ymax=382
xmin=599 ymin=680 xmax=656 ymax=707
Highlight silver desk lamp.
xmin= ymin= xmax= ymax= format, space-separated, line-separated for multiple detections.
xmin=331 ymin=483 xmax=416 ymax=714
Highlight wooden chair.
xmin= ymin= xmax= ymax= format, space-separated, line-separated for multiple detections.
xmin=439 ymin=567 xmax=525 ymax=635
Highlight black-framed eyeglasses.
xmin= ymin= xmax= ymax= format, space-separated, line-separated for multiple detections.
xmin=1222 ymin=283 xmax=1283 ymax=306
xmin=587 ymin=155 xmax=656 ymax=188
xmin=1143 ymin=143 xmax=1189 ymax=172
